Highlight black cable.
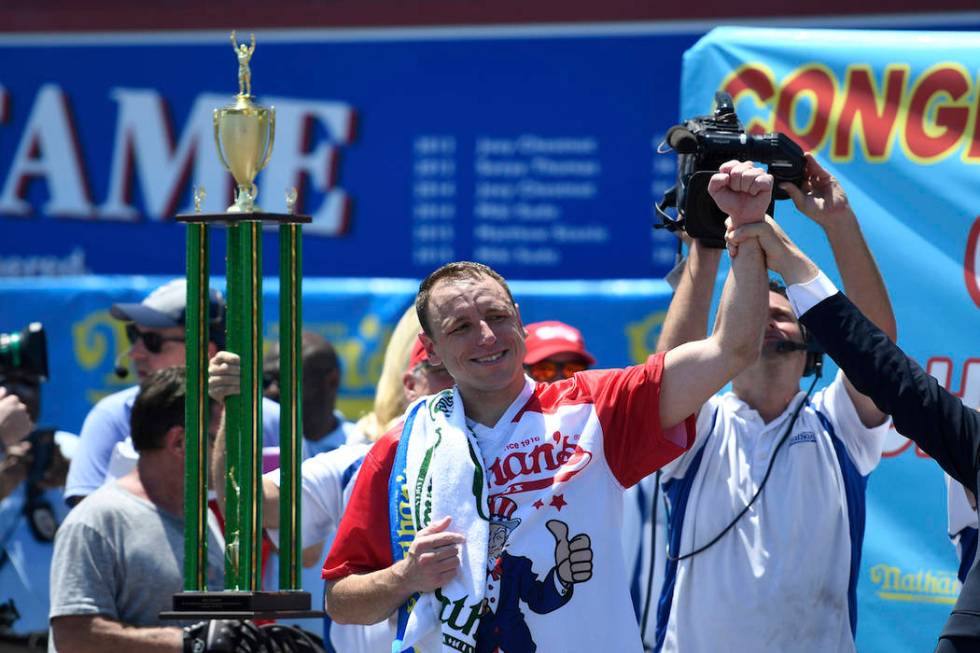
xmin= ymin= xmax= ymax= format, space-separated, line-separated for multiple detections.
xmin=637 ymin=234 xmax=686 ymax=645
xmin=639 ymin=470 xmax=661 ymax=644
xmin=666 ymin=371 xmax=821 ymax=562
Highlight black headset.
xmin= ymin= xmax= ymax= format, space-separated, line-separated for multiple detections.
xmin=799 ymin=323 xmax=824 ymax=378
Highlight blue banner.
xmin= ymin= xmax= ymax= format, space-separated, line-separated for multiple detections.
xmin=681 ymin=26 xmax=980 ymax=652
xmin=0 ymin=28 xmax=711 ymax=280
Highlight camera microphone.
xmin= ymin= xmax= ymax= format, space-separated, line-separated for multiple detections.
xmin=774 ymin=340 xmax=808 ymax=354
xmin=665 ymin=126 xmax=699 ymax=154
xmin=114 ymin=353 xmax=129 ymax=379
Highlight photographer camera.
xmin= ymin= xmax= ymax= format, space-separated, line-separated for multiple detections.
xmin=0 ymin=324 xmax=78 ymax=651
xmin=657 ymin=91 xmax=806 ymax=247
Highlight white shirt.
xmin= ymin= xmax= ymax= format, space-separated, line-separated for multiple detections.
xmin=657 ymin=371 xmax=891 ymax=653
xmin=266 ymin=442 xmax=392 ymax=652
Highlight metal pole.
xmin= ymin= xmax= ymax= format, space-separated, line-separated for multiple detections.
xmin=184 ymin=222 xmax=210 ymax=591
xmin=278 ymin=223 xmax=303 ymax=589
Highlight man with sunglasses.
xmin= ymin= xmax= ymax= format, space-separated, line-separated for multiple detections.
xmin=64 ymin=279 xmax=280 ymax=506
xmin=523 ymin=321 xmax=595 ymax=384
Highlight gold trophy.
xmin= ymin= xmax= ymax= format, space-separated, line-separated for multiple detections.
xmin=214 ymin=31 xmax=275 ymax=213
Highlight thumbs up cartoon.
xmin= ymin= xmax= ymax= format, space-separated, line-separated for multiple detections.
xmin=546 ymin=519 xmax=593 ymax=586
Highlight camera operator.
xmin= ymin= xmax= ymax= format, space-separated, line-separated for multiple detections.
xmin=0 ymin=357 xmax=78 ymax=650
xmin=652 ymin=155 xmax=897 ymax=653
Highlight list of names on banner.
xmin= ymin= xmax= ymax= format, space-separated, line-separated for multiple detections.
xmin=471 ymin=134 xmax=608 ymax=268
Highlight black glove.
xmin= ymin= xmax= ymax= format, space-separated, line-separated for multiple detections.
xmin=183 ymin=619 xmax=265 ymax=653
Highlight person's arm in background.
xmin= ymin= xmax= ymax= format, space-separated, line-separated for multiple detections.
xmin=0 ymin=388 xmax=34 ymax=501
xmin=658 ymin=160 xmax=769 ymax=429
xmin=208 ymin=350 xmax=327 ymax=564
xmin=656 ymin=240 xmax=723 ymax=353
xmin=728 ymin=216 xmax=980 ymax=489
xmin=0 ymin=387 xmax=32 ymax=447
xmin=51 ymin=616 xmax=181 ymax=653
xmin=782 ymin=153 xmax=897 ymax=426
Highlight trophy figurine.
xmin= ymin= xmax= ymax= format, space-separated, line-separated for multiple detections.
xmin=214 ymin=31 xmax=275 ymax=213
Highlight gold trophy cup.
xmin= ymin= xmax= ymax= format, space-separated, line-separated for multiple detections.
xmin=214 ymin=31 xmax=275 ymax=213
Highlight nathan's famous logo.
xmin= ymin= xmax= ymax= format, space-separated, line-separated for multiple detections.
xmin=487 ymin=430 xmax=592 ymax=495
xmin=869 ymin=563 xmax=961 ymax=605
xmin=721 ymin=62 xmax=980 ymax=165
xmin=0 ymin=85 xmax=355 ymax=235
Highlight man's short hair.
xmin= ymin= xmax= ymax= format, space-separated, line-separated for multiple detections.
xmin=769 ymin=278 xmax=789 ymax=298
xmin=415 ymin=261 xmax=517 ymax=337
xmin=130 ymin=366 xmax=187 ymax=452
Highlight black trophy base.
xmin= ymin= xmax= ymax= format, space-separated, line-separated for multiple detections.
xmin=160 ymin=590 xmax=324 ymax=620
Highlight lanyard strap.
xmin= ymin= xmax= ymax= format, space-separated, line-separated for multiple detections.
xmin=388 ymin=402 xmax=424 ymax=653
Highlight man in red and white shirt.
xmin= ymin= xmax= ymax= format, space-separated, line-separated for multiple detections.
xmin=323 ymin=160 xmax=774 ymax=652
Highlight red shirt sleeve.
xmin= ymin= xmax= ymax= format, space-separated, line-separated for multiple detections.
xmin=322 ymin=427 xmax=400 ymax=581
xmin=577 ymin=351 xmax=696 ymax=488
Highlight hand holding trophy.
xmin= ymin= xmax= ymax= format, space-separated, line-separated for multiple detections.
xmin=214 ymin=32 xmax=275 ymax=213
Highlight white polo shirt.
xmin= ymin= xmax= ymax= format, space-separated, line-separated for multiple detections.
xmin=656 ymin=370 xmax=891 ymax=653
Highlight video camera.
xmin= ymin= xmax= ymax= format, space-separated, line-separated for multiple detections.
xmin=656 ymin=91 xmax=806 ymax=247
xmin=0 ymin=323 xmax=48 ymax=381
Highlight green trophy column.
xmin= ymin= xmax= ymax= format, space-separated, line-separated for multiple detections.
xmin=237 ymin=219 xmax=264 ymax=591
xmin=278 ymin=223 xmax=303 ymax=589
xmin=223 ymin=223 xmax=243 ymax=588
xmin=183 ymin=222 xmax=210 ymax=591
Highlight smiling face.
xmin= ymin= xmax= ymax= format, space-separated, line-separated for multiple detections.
xmin=419 ymin=274 xmax=526 ymax=405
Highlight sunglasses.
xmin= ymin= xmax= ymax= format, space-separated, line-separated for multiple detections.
xmin=125 ymin=324 xmax=184 ymax=354
xmin=526 ymin=360 xmax=588 ymax=383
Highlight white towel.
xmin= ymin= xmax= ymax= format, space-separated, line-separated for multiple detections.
xmin=399 ymin=388 xmax=490 ymax=653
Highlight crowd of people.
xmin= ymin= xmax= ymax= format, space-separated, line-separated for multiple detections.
xmin=0 ymin=154 xmax=977 ymax=652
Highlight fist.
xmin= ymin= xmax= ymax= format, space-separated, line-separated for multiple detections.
xmin=707 ymin=160 xmax=773 ymax=228
xmin=547 ymin=519 xmax=593 ymax=586
xmin=208 ymin=351 xmax=241 ymax=402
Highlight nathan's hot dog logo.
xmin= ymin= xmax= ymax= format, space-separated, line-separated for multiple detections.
xmin=869 ymin=563 xmax=961 ymax=605
xmin=487 ymin=430 xmax=592 ymax=495
xmin=721 ymin=62 xmax=980 ymax=164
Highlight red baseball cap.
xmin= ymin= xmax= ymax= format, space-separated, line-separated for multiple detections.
xmin=523 ymin=321 xmax=596 ymax=366
xmin=407 ymin=337 xmax=429 ymax=371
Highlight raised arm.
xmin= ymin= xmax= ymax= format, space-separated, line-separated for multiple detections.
xmin=207 ymin=351 xmax=279 ymax=526
xmin=781 ymin=153 xmax=897 ymax=426
xmin=656 ymin=241 xmax=723 ymax=353
xmin=658 ymin=161 xmax=769 ymax=428
xmin=728 ymin=217 xmax=980 ymax=487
